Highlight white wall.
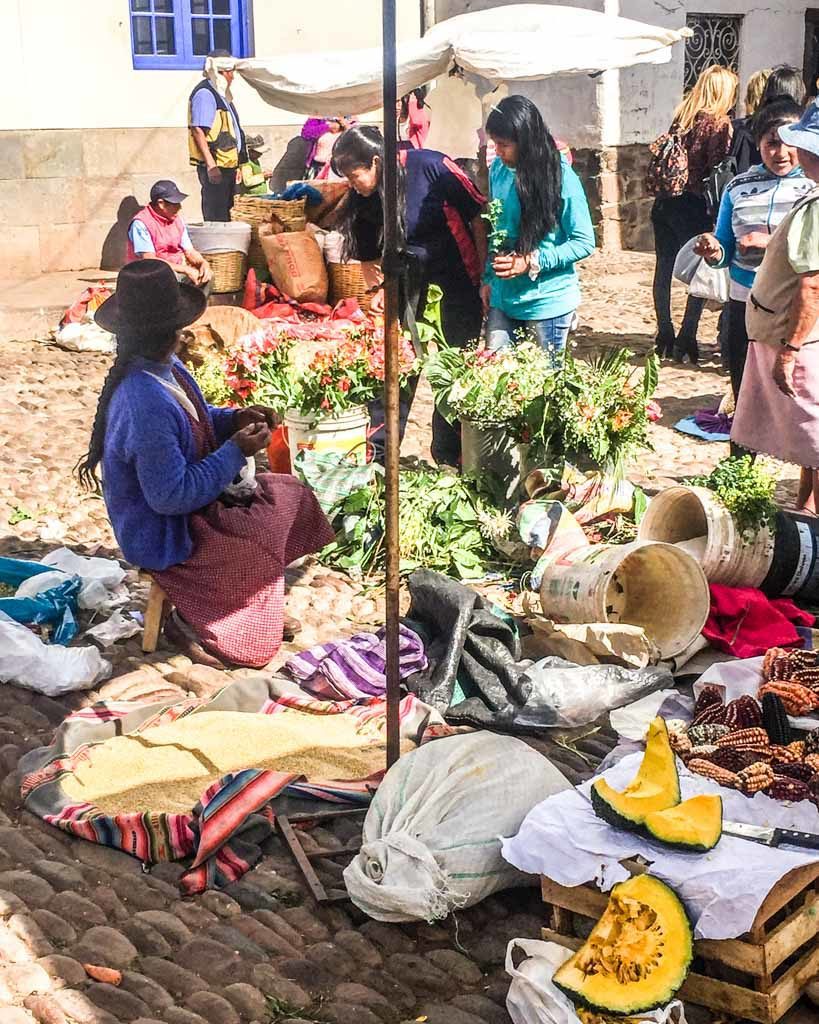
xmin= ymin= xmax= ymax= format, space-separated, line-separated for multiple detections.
xmin=4 ymin=0 xmax=422 ymax=131
xmin=617 ymin=0 xmax=810 ymax=145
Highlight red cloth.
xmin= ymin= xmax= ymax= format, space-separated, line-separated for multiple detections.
xmin=151 ymin=376 xmax=334 ymax=667
xmin=127 ymin=204 xmax=186 ymax=264
xmin=703 ymin=584 xmax=815 ymax=659
xmin=242 ymin=269 xmax=368 ymax=324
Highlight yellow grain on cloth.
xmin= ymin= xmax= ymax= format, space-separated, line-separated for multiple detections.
xmin=63 ymin=709 xmax=409 ymax=815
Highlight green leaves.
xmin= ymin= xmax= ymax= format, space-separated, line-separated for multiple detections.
xmin=689 ymin=456 xmax=777 ymax=538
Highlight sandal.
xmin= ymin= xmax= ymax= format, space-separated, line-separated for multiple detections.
xmin=163 ymin=612 xmax=226 ymax=669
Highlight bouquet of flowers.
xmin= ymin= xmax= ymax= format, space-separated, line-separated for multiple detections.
xmin=223 ymin=324 xmax=418 ymax=418
xmin=426 ymin=342 xmax=557 ymax=439
xmin=537 ymin=347 xmax=660 ymax=478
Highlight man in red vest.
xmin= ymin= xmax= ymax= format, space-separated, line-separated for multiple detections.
xmin=127 ymin=180 xmax=212 ymax=293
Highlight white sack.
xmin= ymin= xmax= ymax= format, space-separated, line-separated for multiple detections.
xmin=506 ymin=939 xmax=687 ymax=1024
xmin=235 ymin=6 xmax=690 ymax=115
xmin=0 ymin=612 xmax=111 ymax=696
xmin=54 ymin=322 xmax=115 ymax=353
xmin=343 ymin=732 xmax=571 ymax=922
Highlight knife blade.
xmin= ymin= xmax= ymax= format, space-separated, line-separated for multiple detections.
xmin=723 ymin=820 xmax=819 ymax=850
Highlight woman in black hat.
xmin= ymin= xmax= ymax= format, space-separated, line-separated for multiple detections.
xmin=77 ymin=260 xmax=334 ymax=668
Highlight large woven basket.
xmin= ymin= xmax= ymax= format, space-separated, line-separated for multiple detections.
xmin=328 ymin=262 xmax=368 ymax=307
xmin=204 ymin=250 xmax=246 ymax=293
xmin=231 ymin=196 xmax=307 ymax=277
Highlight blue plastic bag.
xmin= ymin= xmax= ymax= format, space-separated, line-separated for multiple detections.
xmin=0 ymin=557 xmax=81 ymax=645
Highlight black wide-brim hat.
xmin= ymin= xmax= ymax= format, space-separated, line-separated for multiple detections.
xmin=95 ymin=259 xmax=207 ymax=337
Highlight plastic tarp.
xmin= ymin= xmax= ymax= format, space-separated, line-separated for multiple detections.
xmin=234 ymin=5 xmax=691 ymax=115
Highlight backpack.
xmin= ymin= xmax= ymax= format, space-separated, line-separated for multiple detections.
xmin=644 ymin=126 xmax=689 ymax=197
xmin=704 ymin=154 xmax=738 ymax=221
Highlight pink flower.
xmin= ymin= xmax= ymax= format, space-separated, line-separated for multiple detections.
xmin=645 ymin=399 xmax=662 ymax=422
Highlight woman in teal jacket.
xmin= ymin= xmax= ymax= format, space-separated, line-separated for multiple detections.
xmin=482 ymin=96 xmax=595 ymax=362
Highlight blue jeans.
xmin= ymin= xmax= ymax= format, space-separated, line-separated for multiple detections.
xmin=485 ymin=307 xmax=574 ymax=365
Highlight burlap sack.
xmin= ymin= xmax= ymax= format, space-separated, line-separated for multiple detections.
xmin=261 ymin=231 xmax=328 ymax=303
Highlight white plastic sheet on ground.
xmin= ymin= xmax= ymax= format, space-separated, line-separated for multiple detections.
xmin=234 ymin=6 xmax=691 ymax=115
xmin=343 ymin=731 xmax=571 ymax=922
xmin=501 ymin=752 xmax=819 ymax=940
xmin=40 ymin=548 xmax=126 ymax=611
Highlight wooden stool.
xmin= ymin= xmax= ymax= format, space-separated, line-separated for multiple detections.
xmin=141 ymin=578 xmax=171 ymax=654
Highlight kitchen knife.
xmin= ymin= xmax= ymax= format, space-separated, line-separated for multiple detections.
xmin=723 ymin=820 xmax=819 ymax=850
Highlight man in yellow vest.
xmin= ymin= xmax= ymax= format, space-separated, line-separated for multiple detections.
xmin=188 ymin=50 xmax=246 ymax=222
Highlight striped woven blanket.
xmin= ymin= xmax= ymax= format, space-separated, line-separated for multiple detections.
xmin=20 ymin=676 xmax=443 ymax=894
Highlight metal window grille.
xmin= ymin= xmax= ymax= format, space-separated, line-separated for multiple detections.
xmin=684 ymin=14 xmax=742 ymax=92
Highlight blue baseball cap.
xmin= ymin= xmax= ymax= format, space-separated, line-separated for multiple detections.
xmin=779 ymin=98 xmax=819 ymax=156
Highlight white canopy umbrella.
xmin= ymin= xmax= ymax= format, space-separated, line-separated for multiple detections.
xmin=233 ymin=4 xmax=691 ymax=115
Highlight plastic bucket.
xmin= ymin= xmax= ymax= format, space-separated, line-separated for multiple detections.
xmin=283 ymin=407 xmax=369 ymax=468
xmin=762 ymin=510 xmax=819 ymax=600
xmin=637 ymin=485 xmax=774 ymax=587
xmin=538 ymin=540 xmax=710 ymax=660
xmin=461 ymin=420 xmax=529 ymax=503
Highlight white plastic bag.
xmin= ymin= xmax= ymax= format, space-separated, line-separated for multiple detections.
xmin=223 ymin=456 xmax=258 ymax=500
xmin=506 ymin=939 xmax=687 ymax=1024
xmin=518 ymin=658 xmax=673 ymax=729
xmin=343 ymin=732 xmax=571 ymax=922
xmin=0 ymin=612 xmax=111 ymax=695
xmin=40 ymin=548 xmax=126 ymax=610
xmin=672 ymin=239 xmax=729 ymax=303
xmin=84 ymin=611 xmax=141 ymax=646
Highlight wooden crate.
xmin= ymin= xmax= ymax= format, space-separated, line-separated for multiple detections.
xmin=541 ymin=861 xmax=819 ymax=1024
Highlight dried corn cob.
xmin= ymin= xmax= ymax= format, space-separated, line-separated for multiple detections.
xmin=805 ymin=729 xmax=819 ymax=756
xmin=805 ymin=753 xmax=819 ymax=773
xmin=688 ymin=723 xmax=730 ymax=747
xmin=763 ymin=647 xmax=816 ymax=681
xmin=790 ymin=666 xmax=819 ymax=691
xmin=694 ymin=685 xmax=724 ymax=717
xmin=724 ymin=696 xmax=763 ymax=731
xmin=691 ymin=703 xmax=727 ymax=728
xmin=737 ymin=761 xmax=774 ymax=795
xmin=669 ymin=731 xmax=693 ymax=757
xmin=715 ymin=727 xmax=770 ymax=750
xmin=771 ymin=760 xmax=815 ymax=783
xmin=689 ymin=744 xmax=719 ymax=759
xmin=768 ymin=776 xmax=812 ymax=802
xmin=708 ymin=747 xmax=764 ymax=773
xmin=787 ymin=740 xmax=806 ymax=759
xmin=687 ymin=758 xmax=739 ymax=788
xmin=768 ymin=744 xmax=800 ymax=764
xmin=758 ymin=680 xmax=819 ymax=716
xmin=761 ymin=692 xmax=792 ymax=746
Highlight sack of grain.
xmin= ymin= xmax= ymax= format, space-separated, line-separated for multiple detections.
xmin=261 ymin=231 xmax=328 ymax=304
xmin=343 ymin=731 xmax=570 ymax=922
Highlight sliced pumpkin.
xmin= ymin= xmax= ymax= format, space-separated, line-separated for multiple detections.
xmin=591 ymin=718 xmax=681 ymax=830
xmin=553 ymin=874 xmax=693 ymax=1014
xmin=643 ymin=794 xmax=723 ymax=852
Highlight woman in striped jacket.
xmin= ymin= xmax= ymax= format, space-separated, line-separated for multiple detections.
xmin=695 ymin=98 xmax=811 ymax=434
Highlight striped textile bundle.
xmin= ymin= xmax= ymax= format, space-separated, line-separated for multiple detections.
xmin=285 ymin=624 xmax=428 ymax=701
xmin=20 ymin=677 xmax=443 ymax=894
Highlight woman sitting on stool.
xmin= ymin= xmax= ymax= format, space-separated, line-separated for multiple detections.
xmin=78 ymin=261 xmax=334 ymax=668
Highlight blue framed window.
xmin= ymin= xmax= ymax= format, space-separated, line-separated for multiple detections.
xmin=130 ymin=0 xmax=253 ymax=70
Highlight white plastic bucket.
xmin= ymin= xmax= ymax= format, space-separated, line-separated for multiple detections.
xmin=637 ymin=485 xmax=774 ymax=587
xmin=538 ymin=540 xmax=710 ymax=660
xmin=284 ymin=407 xmax=369 ymax=468
xmin=187 ymin=221 xmax=252 ymax=255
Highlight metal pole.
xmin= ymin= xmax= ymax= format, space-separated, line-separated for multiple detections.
xmin=381 ymin=0 xmax=401 ymax=768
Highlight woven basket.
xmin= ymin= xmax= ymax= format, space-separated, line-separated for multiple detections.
xmin=204 ymin=250 xmax=246 ymax=293
xmin=231 ymin=196 xmax=307 ymax=279
xmin=328 ymin=262 xmax=368 ymax=306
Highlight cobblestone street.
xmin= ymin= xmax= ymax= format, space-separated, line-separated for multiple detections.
xmin=0 ymin=253 xmax=805 ymax=1024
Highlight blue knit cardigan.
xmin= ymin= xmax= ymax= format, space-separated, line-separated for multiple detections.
xmin=101 ymin=357 xmax=245 ymax=570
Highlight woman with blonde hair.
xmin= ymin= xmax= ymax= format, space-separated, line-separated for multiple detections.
xmin=651 ymin=64 xmax=738 ymax=363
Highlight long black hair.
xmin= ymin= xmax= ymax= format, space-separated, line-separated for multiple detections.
xmin=76 ymin=329 xmax=177 ymax=491
xmin=399 ymin=86 xmax=428 ymax=121
xmin=331 ymin=125 xmax=406 ymax=262
xmin=759 ymin=65 xmax=807 ymax=108
xmin=485 ymin=95 xmax=562 ymax=254
xmin=753 ymin=97 xmax=803 ymax=144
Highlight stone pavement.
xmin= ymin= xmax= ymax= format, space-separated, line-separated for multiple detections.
xmin=0 ymin=252 xmax=811 ymax=1024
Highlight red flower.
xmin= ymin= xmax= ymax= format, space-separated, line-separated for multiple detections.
xmin=646 ymin=399 xmax=662 ymax=422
